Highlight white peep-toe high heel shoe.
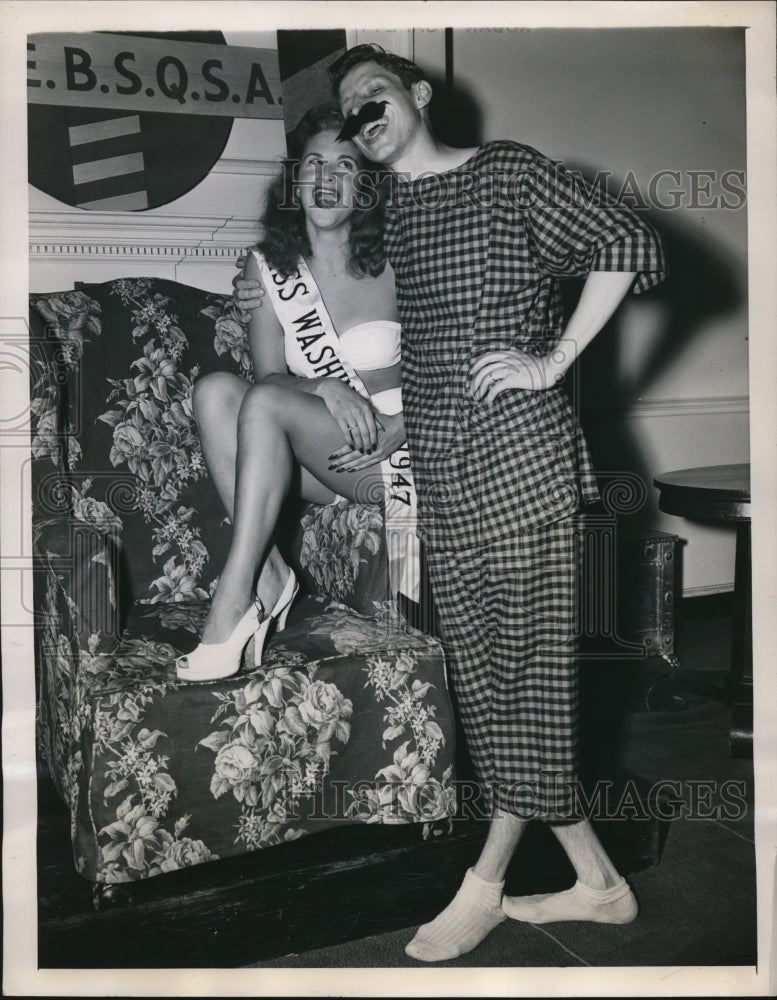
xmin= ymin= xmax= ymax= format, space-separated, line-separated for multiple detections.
xmin=176 ymin=601 xmax=261 ymax=683
xmin=253 ymin=568 xmax=299 ymax=667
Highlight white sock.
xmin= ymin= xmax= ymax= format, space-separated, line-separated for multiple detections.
xmin=502 ymin=876 xmax=638 ymax=925
xmin=405 ymin=868 xmax=506 ymax=962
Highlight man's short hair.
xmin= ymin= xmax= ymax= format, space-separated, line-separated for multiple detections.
xmin=328 ymin=43 xmax=426 ymax=97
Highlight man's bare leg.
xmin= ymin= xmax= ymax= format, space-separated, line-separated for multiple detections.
xmin=404 ymin=810 xmax=527 ymax=962
xmin=502 ymin=818 xmax=638 ymax=924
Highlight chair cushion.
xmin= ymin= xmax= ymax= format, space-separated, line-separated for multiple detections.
xmin=53 ymin=594 xmax=455 ymax=883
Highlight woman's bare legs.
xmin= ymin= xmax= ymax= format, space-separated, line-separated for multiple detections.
xmin=192 ymin=372 xmax=248 ymax=519
xmin=193 ymin=374 xmax=383 ymax=643
xmin=193 ymin=373 xmax=292 ymax=620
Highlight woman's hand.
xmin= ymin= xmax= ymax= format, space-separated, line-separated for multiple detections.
xmin=327 ymin=412 xmax=406 ymax=473
xmin=314 ymin=378 xmax=383 ymax=454
xmin=469 ymin=349 xmax=564 ymax=405
xmin=232 ymin=253 xmax=266 ymax=315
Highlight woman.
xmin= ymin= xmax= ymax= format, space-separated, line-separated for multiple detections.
xmin=176 ymin=105 xmax=413 ymax=683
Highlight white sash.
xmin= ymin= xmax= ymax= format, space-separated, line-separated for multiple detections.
xmin=251 ymin=249 xmax=420 ymax=603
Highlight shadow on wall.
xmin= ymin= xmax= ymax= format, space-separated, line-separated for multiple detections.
xmin=425 ymin=71 xmax=484 ymax=148
xmin=415 ymin=85 xmax=746 ymax=530
xmin=537 ymin=155 xmax=745 ymax=530
xmin=577 ymin=202 xmax=744 ymax=529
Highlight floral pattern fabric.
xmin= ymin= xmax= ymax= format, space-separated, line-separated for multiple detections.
xmin=29 ymin=278 xmax=456 ymax=884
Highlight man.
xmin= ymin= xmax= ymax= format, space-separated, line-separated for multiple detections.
xmin=236 ymin=43 xmax=666 ymax=962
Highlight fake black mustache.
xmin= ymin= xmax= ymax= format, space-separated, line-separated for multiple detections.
xmin=336 ymin=101 xmax=387 ymax=141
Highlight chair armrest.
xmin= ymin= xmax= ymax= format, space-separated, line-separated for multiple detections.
xmin=33 ymin=515 xmax=123 ymax=652
xmin=284 ymin=500 xmax=440 ymax=636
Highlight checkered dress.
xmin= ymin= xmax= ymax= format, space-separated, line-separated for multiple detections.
xmin=383 ymin=141 xmax=667 ymax=819
xmin=383 ymin=140 xmax=667 ymax=552
xmin=427 ymin=520 xmax=581 ymax=819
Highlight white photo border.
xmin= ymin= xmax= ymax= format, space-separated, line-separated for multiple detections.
xmin=2 ymin=2 xmax=775 ymax=996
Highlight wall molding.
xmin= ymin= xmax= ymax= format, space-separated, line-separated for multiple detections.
xmin=29 ymin=243 xmax=245 ymax=259
xmin=210 ymin=157 xmax=282 ymax=176
xmin=29 ymin=209 xmax=259 ymax=259
xmin=586 ymin=395 xmax=749 ymax=419
xmin=683 ymin=582 xmax=735 ymax=598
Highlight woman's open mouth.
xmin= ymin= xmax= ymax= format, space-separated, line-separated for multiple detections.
xmin=313 ymin=187 xmax=340 ymax=208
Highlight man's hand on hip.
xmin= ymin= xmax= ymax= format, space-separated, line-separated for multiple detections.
xmin=469 ymin=349 xmax=564 ymax=405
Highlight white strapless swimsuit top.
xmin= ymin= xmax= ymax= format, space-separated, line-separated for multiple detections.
xmin=285 ymin=319 xmax=401 ymax=376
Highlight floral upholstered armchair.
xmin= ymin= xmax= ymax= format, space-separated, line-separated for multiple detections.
xmin=29 ymin=277 xmax=456 ymax=891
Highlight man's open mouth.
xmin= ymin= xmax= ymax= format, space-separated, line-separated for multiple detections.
xmin=360 ymin=118 xmax=388 ymax=143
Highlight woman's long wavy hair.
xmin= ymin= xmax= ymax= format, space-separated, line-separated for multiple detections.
xmin=256 ymin=104 xmax=386 ymax=279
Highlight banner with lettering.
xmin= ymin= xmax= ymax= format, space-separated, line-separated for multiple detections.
xmin=26 ymin=30 xmax=347 ymax=212
xmin=28 ymin=31 xmax=255 ymax=211
xmin=27 ymin=32 xmax=282 ymax=119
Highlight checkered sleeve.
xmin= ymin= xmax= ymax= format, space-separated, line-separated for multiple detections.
xmin=517 ymin=149 xmax=667 ymax=294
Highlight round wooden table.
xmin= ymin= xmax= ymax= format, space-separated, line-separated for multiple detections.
xmin=653 ymin=463 xmax=751 ymax=753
